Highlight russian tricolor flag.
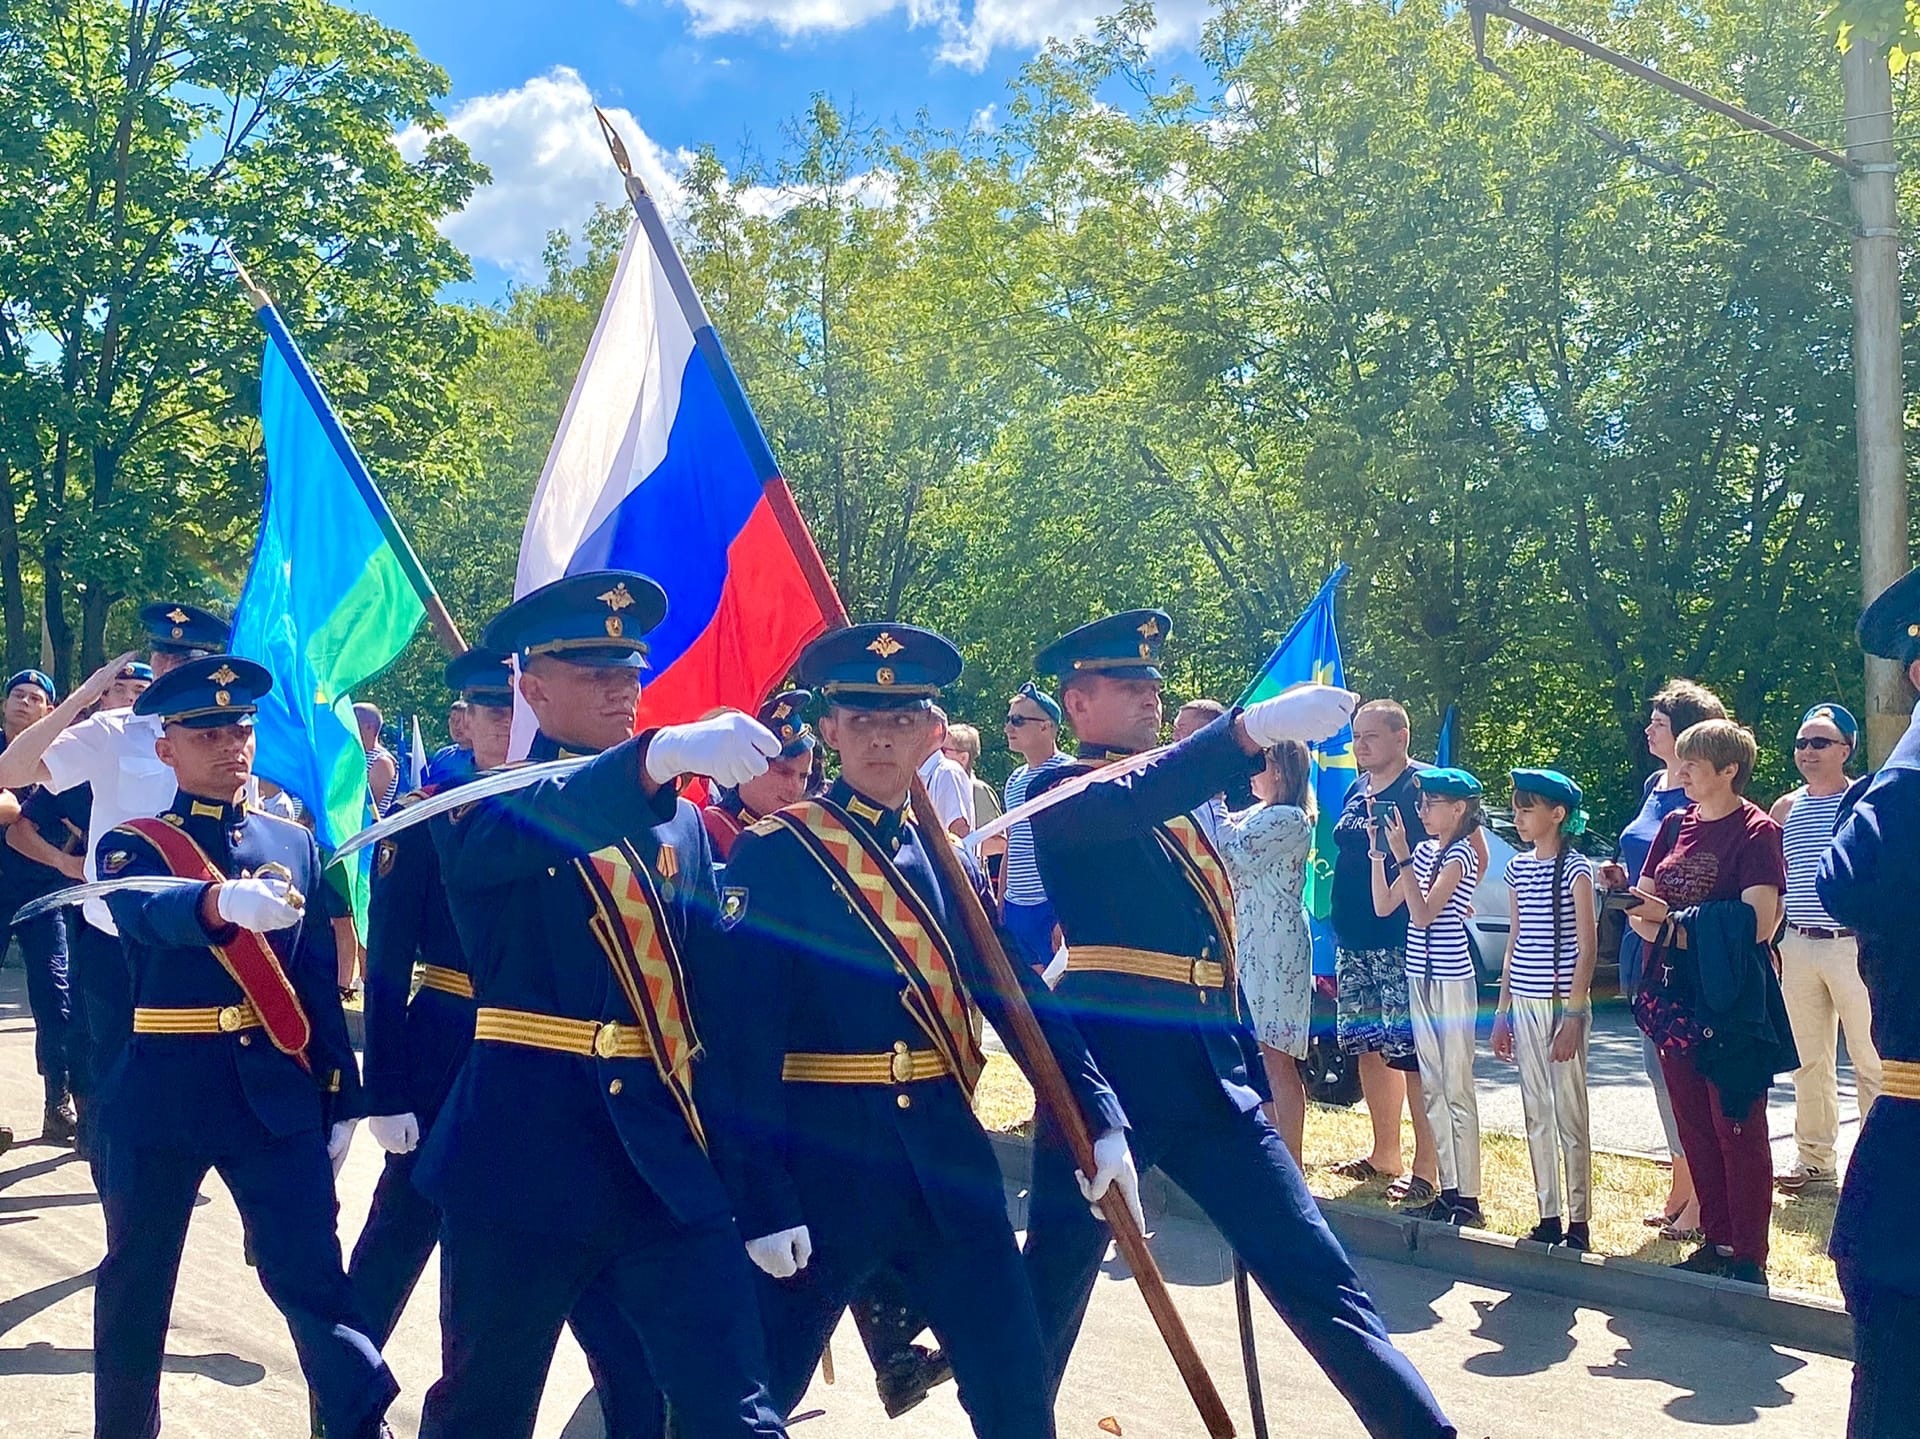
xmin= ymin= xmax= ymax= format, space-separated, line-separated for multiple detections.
xmin=514 ymin=182 xmax=839 ymax=742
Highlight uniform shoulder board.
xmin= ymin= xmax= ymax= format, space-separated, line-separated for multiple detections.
xmin=394 ymin=786 xmax=437 ymax=810
xmin=747 ymin=816 xmax=785 ymax=838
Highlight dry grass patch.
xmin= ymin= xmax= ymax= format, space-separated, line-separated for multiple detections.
xmin=971 ymin=1055 xmax=1839 ymax=1302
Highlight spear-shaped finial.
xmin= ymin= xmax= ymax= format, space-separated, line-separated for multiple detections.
xmin=594 ymin=106 xmax=649 ymax=199
xmin=219 ymin=239 xmax=273 ymax=312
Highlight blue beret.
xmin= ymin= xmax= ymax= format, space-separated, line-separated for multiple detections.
xmin=1017 ymin=681 xmax=1062 ymax=725
xmin=1416 ymin=767 xmax=1483 ymax=799
xmin=134 ymin=654 xmax=272 ymax=728
xmin=759 ymin=688 xmax=816 ymax=756
xmin=1034 ymin=609 xmax=1171 ymax=682
xmin=483 ymin=571 xmax=665 ymax=670
xmin=1801 ymin=703 xmax=1858 ymax=741
xmin=1510 ymin=768 xmax=1583 ymax=810
xmin=5 ymin=669 xmax=54 ymax=701
xmin=138 ymin=602 xmax=230 ymax=657
xmin=118 ymin=662 xmax=154 ymax=683
xmin=445 ymin=648 xmax=515 ymax=706
xmin=798 ymin=624 xmax=961 ymax=710
xmin=1858 ymin=565 xmax=1920 ymax=665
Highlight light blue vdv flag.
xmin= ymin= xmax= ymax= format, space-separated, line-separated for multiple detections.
xmin=1238 ymin=564 xmax=1354 ymax=977
xmin=229 ymin=302 xmax=430 ymax=923
xmin=1436 ymin=703 xmax=1459 ymax=768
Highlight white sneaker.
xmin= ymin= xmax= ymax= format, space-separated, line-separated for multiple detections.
xmin=1775 ymin=1164 xmax=1836 ymax=1193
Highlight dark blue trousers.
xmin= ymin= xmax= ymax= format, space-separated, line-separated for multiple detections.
xmin=1022 ymin=1102 xmax=1455 ymax=1439
xmin=1844 ymin=1283 xmax=1920 ymax=1438
xmin=755 ymin=1138 xmax=1051 ymax=1438
xmin=348 ymin=1147 xmax=668 ymax=1438
xmin=16 ymin=907 xmax=71 ymax=1104
xmin=421 ymin=1204 xmax=783 ymax=1439
xmin=68 ymin=920 xmax=130 ymax=1102
xmin=94 ymin=1129 xmax=395 ymax=1439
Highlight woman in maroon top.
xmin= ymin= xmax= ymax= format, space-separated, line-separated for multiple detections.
xmin=1628 ymin=720 xmax=1786 ymax=1287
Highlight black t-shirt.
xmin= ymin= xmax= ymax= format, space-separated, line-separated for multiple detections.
xmin=3 ymin=781 xmax=91 ymax=899
xmin=1329 ymin=762 xmax=1431 ymax=952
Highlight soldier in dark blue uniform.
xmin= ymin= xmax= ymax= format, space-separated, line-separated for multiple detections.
xmin=349 ymin=647 xmax=664 ymax=1438
xmin=1017 ymin=611 xmax=1455 ymax=1439
xmin=1817 ymin=566 xmax=1920 ymax=1439
xmin=413 ymin=571 xmax=786 ymax=1439
xmin=89 ymin=656 xmax=396 ymax=1439
xmin=708 ymin=623 xmax=1138 ymax=1438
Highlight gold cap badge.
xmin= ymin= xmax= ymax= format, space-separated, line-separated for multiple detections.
xmin=599 ymin=583 xmax=635 ymax=612
xmin=167 ymin=607 xmax=190 ymax=624
xmin=867 ymin=632 xmax=905 ymax=659
xmin=210 ymin=665 xmax=239 ymax=686
xmin=1137 ymin=617 xmax=1161 ymax=639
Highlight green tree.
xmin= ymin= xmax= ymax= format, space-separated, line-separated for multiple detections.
xmin=0 ymin=0 xmax=482 ymax=686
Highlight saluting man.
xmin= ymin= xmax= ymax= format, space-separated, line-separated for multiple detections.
xmin=1017 ymin=611 xmax=1457 ymax=1439
xmin=349 ymin=647 xmax=665 ymax=1438
xmin=708 ymin=623 xmax=1139 ymax=1438
xmin=1817 ymin=566 xmax=1920 ymax=1439
xmin=89 ymin=655 xmax=395 ymax=1439
xmin=413 ymin=571 xmax=787 ymax=1439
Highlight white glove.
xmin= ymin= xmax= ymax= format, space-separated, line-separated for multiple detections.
xmin=369 ymin=1113 xmax=419 ymax=1155
xmin=215 ymin=875 xmax=303 ymax=933
xmin=327 ymin=1119 xmax=359 ymax=1177
xmin=644 ymin=712 xmax=783 ymax=788
xmin=745 ymin=1225 xmax=813 ymax=1279
xmin=1077 ymin=1128 xmax=1145 ymax=1230
xmin=1241 ymin=684 xmax=1358 ymax=748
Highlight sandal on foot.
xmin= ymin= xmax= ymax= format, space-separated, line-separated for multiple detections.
xmin=1390 ymin=1176 xmax=1437 ymax=1206
xmin=1330 ymin=1157 xmax=1389 ymax=1182
xmin=1644 ymin=1207 xmax=1685 ymax=1229
xmin=1660 ymin=1221 xmax=1705 ymax=1243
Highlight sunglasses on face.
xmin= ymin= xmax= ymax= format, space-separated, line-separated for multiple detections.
xmin=1005 ymin=714 xmax=1047 ymax=727
xmin=1794 ymin=736 xmax=1845 ymax=751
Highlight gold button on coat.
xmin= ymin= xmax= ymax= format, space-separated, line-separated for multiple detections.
xmin=608 ymin=1079 xmax=624 ymax=1095
xmin=896 ymin=1094 xmax=912 ymax=1110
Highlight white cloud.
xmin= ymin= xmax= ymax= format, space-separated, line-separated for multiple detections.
xmin=660 ymin=0 xmax=1208 ymax=69
xmin=395 ymin=67 xmax=691 ymax=280
xmin=969 ymin=103 xmax=998 ymax=133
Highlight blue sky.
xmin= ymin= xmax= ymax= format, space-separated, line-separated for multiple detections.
xmin=366 ymin=0 xmax=1213 ymax=300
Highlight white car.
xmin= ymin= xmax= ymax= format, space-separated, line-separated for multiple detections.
xmin=1465 ymin=812 xmax=1626 ymax=993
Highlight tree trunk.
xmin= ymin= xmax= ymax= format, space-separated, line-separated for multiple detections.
xmin=42 ymin=540 xmax=72 ymax=693
xmin=0 ymin=459 xmax=27 ymax=673
xmin=80 ymin=584 xmax=114 ymax=675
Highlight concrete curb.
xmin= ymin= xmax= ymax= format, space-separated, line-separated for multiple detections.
xmin=987 ymin=1132 xmax=1852 ymax=1361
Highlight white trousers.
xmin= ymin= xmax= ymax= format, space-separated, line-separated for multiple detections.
xmin=1511 ymin=996 xmax=1592 ymax=1223
xmin=1408 ymin=974 xmax=1481 ymax=1196
xmin=1780 ymin=930 xmax=1883 ymax=1171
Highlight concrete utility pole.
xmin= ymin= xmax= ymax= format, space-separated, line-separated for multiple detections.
xmin=1843 ymin=42 xmax=1912 ymax=763
xmin=1468 ymin=0 xmax=1913 ymax=764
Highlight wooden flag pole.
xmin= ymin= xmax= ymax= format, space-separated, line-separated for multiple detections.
xmin=908 ymin=777 xmax=1236 ymax=1439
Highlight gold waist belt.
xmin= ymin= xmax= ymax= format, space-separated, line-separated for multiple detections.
xmin=1883 ymin=1058 xmax=1920 ymax=1102
xmin=132 ymin=1001 xmax=261 ymax=1035
xmin=782 ymin=1045 xmax=949 ymax=1085
xmin=473 ymin=1007 xmax=651 ymax=1060
xmin=1065 ymin=945 xmax=1225 ymax=989
xmin=416 ymin=964 xmax=475 ymax=1000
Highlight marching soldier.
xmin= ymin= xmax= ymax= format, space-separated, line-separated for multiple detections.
xmin=709 ymin=623 xmax=1139 ymax=1437
xmin=0 ymin=602 xmax=230 ymax=1159
xmin=89 ymin=656 xmax=395 ymax=1439
xmin=701 ymin=689 xmax=816 ymax=860
xmin=1016 ymin=611 xmax=1457 ymax=1439
xmin=349 ymin=648 xmax=667 ymax=1437
xmin=1817 ymin=566 xmax=1920 ymax=1438
xmin=703 ymin=688 xmax=958 ymax=1419
xmin=412 ymin=571 xmax=786 ymax=1439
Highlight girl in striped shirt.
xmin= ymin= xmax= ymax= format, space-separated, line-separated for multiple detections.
xmin=1372 ymin=767 xmax=1485 ymax=1226
xmin=1491 ymin=770 xmax=1599 ymax=1250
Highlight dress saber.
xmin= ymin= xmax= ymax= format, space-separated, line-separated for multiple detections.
xmin=13 ymin=876 xmax=201 ymax=927
xmin=326 ymin=756 xmax=591 ymax=864
xmin=963 ymin=743 xmax=1172 ymax=851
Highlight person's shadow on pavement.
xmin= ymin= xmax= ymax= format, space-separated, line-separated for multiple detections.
xmin=1462 ymin=1287 xmax=1579 ymax=1377
xmin=0 ymin=1268 xmax=266 ymax=1385
xmin=1584 ymin=1308 xmax=1805 ymax=1424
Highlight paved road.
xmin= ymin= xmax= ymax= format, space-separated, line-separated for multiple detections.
xmin=0 ymin=967 xmax=1854 ymax=1438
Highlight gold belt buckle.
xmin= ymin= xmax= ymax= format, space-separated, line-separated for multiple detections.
xmin=1190 ymin=959 xmax=1209 ymax=987
xmin=592 ymin=1023 xmax=624 ymax=1060
xmin=217 ymin=1004 xmax=246 ymax=1033
xmin=890 ymin=1040 xmax=914 ymax=1084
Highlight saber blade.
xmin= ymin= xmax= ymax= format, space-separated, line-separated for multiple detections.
xmin=13 ymin=877 xmax=201 ymax=927
xmin=965 ymin=744 xmax=1173 ymax=851
xmin=327 ymin=757 xmax=591 ymax=864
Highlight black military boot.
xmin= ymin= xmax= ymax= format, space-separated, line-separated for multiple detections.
xmin=875 ymin=1344 xmax=954 ymax=1419
xmin=43 ymin=1088 xmax=78 ymax=1145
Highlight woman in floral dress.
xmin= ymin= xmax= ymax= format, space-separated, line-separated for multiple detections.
xmin=1219 ymin=740 xmax=1317 ymax=1162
